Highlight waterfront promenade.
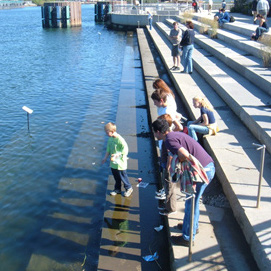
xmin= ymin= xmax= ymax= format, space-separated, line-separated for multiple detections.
xmin=98 ymin=11 xmax=271 ymax=271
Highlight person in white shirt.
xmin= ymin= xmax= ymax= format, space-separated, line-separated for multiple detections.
xmin=208 ymin=0 xmax=213 ymax=15
xmin=257 ymin=0 xmax=270 ymax=19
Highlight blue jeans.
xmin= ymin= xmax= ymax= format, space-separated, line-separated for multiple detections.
xmin=182 ymin=162 xmax=215 ymax=241
xmin=181 ymin=44 xmax=194 ymax=73
xmin=256 ymin=26 xmax=268 ymax=39
xmin=111 ymin=168 xmax=131 ymax=191
xmin=149 ymin=18 xmax=153 ymax=30
xmin=187 ymin=121 xmax=209 ymax=141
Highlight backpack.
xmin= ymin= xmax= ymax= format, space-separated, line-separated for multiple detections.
xmin=230 ymin=16 xmax=235 ymax=23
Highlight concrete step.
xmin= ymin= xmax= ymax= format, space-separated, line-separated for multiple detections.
xmin=176 ymin=16 xmax=270 ymax=60
xmin=145 ymin=22 xmax=271 ymax=271
xmin=191 ymin=12 xmax=271 ymax=39
xmin=165 ymin=18 xmax=271 ymax=96
xmin=155 ymin=21 xmax=271 ymax=155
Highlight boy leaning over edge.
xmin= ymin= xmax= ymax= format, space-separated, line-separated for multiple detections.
xmin=102 ymin=122 xmax=133 ymax=197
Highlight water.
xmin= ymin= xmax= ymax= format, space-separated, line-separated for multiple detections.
xmin=0 ymin=5 xmax=128 ymax=271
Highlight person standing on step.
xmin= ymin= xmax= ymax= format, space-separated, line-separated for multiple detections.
xmin=180 ymin=20 xmax=195 ymax=74
xmin=187 ymin=96 xmax=217 ymax=142
xmin=208 ymin=0 xmax=213 ymax=15
xmin=257 ymin=0 xmax=270 ymax=19
xmin=152 ymin=119 xmax=215 ymax=247
xmin=147 ymin=11 xmax=153 ymax=30
xmin=169 ymin=22 xmax=181 ymax=71
xmin=102 ymin=122 xmax=133 ymax=197
xmin=222 ymin=0 xmax=226 ymax=9
xmin=252 ymin=0 xmax=259 ymax=24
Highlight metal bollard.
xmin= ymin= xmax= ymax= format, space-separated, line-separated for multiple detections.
xmin=184 ymin=192 xmax=195 ymax=262
xmin=252 ymin=143 xmax=266 ymax=208
xmin=189 ymin=193 xmax=195 ymax=262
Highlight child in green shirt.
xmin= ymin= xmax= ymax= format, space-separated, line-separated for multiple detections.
xmin=102 ymin=122 xmax=133 ymax=197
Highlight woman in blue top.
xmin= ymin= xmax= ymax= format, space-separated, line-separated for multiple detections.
xmin=187 ymin=96 xmax=217 ymax=141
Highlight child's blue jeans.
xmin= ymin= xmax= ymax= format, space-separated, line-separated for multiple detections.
xmin=111 ymin=168 xmax=131 ymax=191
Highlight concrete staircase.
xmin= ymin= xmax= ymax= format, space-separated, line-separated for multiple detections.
xmin=138 ymin=12 xmax=271 ymax=271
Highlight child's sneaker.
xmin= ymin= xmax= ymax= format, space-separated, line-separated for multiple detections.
xmin=155 ymin=188 xmax=165 ymax=196
xmin=110 ymin=189 xmax=121 ymax=196
xmin=155 ymin=194 xmax=166 ymax=200
xmin=124 ymin=188 xmax=133 ymax=197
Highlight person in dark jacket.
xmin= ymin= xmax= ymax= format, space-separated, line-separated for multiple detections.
xmin=180 ymin=20 xmax=195 ymax=74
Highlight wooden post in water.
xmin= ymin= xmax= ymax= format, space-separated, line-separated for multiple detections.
xmin=41 ymin=2 xmax=81 ymax=28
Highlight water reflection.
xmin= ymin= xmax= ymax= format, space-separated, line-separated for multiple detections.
xmin=104 ymin=195 xmax=132 ymax=256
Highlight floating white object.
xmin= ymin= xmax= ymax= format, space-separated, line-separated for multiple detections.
xmin=22 ymin=106 xmax=33 ymax=114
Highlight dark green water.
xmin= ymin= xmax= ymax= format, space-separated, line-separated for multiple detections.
xmin=0 ymin=5 xmax=128 ymax=271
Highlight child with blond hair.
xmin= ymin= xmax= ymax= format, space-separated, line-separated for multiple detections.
xmin=187 ymin=96 xmax=217 ymax=141
xmin=102 ymin=122 xmax=133 ymax=197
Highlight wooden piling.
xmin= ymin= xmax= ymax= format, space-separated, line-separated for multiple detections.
xmin=41 ymin=2 xmax=81 ymax=28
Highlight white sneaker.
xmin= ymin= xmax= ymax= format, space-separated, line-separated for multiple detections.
xmin=155 ymin=194 xmax=166 ymax=200
xmin=124 ymin=188 xmax=133 ymax=197
xmin=155 ymin=188 xmax=165 ymax=196
xmin=110 ymin=190 xmax=121 ymax=196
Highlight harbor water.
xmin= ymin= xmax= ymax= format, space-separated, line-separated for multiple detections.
xmin=0 ymin=4 xmax=130 ymax=271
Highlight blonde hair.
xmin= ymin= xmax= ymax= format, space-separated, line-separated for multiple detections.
xmin=104 ymin=122 xmax=116 ymax=132
xmin=193 ymin=96 xmax=214 ymax=111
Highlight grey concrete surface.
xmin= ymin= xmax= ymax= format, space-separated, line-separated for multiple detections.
xmin=98 ymin=33 xmax=172 ymax=271
xmin=144 ymin=12 xmax=271 ymax=270
xmin=155 ymin=20 xmax=271 ymax=155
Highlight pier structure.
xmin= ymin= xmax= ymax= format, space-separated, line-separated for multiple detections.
xmin=0 ymin=1 xmax=24 ymax=9
xmin=41 ymin=2 xmax=81 ymax=28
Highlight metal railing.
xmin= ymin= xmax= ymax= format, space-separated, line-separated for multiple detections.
xmin=111 ymin=2 xmax=235 ymax=15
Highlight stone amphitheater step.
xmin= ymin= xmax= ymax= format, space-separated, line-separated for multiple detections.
xmin=156 ymin=21 xmax=271 ymax=155
xmin=192 ymin=12 xmax=271 ymax=39
xmin=144 ymin=22 xmax=271 ymax=270
xmin=165 ymin=18 xmax=271 ymax=96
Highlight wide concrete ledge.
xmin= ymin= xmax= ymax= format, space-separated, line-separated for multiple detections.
xmin=137 ymin=27 xmax=226 ymax=271
xmin=145 ymin=22 xmax=271 ymax=270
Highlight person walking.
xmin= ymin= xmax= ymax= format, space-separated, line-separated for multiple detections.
xmin=180 ymin=20 xmax=195 ymax=74
xmin=222 ymin=0 xmax=226 ymax=9
xmin=152 ymin=119 xmax=215 ymax=247
xmin=252 ymin=0 xmax=259 ymax=24
xmin=257 ymin=0 xmax=270 ymax=19
xmin=208 ymin=0 xmax=213 ymax=15
xmin=147 ymin=11 xmax=153 ymax=30
xmin=102 ymin=122 xmax=133 ymax=197
xmin=169 ymin=22 xmax=181 ymax=71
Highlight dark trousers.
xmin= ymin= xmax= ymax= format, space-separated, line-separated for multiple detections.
xmin=111 ymin=168 xmax=131 ymax=191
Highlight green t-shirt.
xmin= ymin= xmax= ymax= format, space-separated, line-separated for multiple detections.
xmin=106 ymin=134 xmax=128 ymax=170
